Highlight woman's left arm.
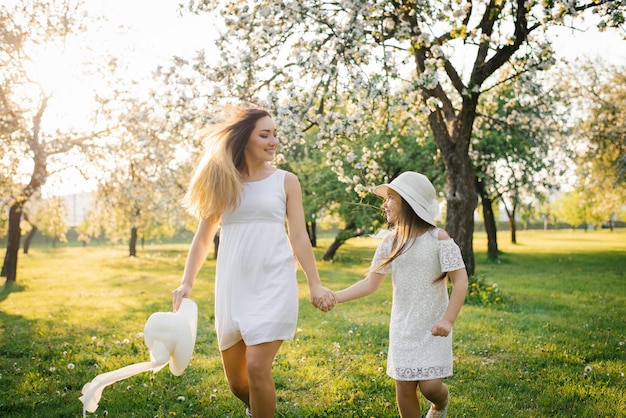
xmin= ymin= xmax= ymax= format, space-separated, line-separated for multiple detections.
xmin=431 ymin=268 xmax=469 ymax=337
xmin=284 ymin=172 xmax=335 ymax=310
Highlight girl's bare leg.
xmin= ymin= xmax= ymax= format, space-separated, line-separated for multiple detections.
xmin=395 ymin=380 xmax=421 ymax=417
xmin=419 ymin=378 xmax=449 ymax=410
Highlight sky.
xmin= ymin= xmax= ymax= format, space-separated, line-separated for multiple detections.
xmin=37 ymin=0 xmax=218 ymax=197
xmin=549 ymin=19 xmax=626 ymax=65
xmin=88 ymin=0 xmax=218 ymax=72
xmin=93 ymin=1 xmax=625 ymax=71
xmin=92 ymin=1 xmax=625 ymax=73
xmin=36 ymin=1 xmax=626 ymax=197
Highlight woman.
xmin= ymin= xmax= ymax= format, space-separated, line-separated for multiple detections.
xmin=171 ymin=107 xmax=335 ymax=417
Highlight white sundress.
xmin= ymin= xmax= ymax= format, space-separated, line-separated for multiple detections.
xmin=371 ymin=228 xmax=466 ymax=381
xmin=214 ymin=169 xmax=299 ymax=351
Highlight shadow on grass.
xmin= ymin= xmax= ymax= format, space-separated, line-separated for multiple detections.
xmin=0 ymin=281 xmax=25 ymax=303
xmin=0 ymin=310 xmax=86 ymax=417
xmin=0 ymin=292 xmax=196 ymax=417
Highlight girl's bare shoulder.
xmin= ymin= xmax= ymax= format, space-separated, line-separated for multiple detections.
xmin=437 ymin=228 xmax=451 ymax=241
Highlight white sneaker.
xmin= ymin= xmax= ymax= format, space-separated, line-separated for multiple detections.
xmin=246 ymin=407 xmax=253 ymax=418
xmin=426 ymin=395 xmax=448 ymax=418
xmin=426 ymin=406 xmax=447 ymax=418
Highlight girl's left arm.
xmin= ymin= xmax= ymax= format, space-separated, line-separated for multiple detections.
xmin=284 ymin=172 xmax=335 ymax=310
xmin=431 ymin=268 xmax=469 ymax=337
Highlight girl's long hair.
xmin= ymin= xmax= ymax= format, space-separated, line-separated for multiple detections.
xmin=372 ymin=197 xmax=434 ymax=273
xmin=182 ymin=107 xmax=272 ymax=220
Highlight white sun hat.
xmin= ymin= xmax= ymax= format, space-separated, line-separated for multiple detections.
xmin=79 ymin=298 xmax=198 ymax=417
xmin=373 ymin=171 xmax=440 ymax=226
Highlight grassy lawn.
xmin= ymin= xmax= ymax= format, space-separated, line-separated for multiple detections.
xmin=1 ymin=229 xmax=624 ymax=417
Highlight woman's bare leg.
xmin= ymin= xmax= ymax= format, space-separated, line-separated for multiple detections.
xmin=221 ymin=340 xmax=250 ymax=407
xmin=245 ymin=340 xmax=283 ymax=418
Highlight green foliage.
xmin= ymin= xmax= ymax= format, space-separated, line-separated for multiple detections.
xmin=278 ymin=111 xmax=444 ymax=243
xmin=576 ymin=66 xmax=626 ymax=185
xmin=473 ymin=65 xmax=566 ymax=223
xmin=32 ymin=196 xmax=69 ymax=244
xmin=552 ymin=189 xmax=603 ymax=228
xmin=464 ymin=274 xmax=503 ymax=307
xmin=75 ymin=211 xmax=103 ymax=245
xmin=1 ymin=230 xmax=625 ymax=417
xmin=564 ymin=62 xmax=626 ymax=226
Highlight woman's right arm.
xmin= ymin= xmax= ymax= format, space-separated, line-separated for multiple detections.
xmin=172 ymin=218 xmax=220 ymax=311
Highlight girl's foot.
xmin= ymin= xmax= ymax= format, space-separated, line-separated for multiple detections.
xmin=425 ymin=395 xmax=448 ymax=418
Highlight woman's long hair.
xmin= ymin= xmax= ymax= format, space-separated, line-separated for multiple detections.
xmin=182 ymin=107 xmax=272 ymax=220
xmin=372 ymin=197 xmax=434 ymax=273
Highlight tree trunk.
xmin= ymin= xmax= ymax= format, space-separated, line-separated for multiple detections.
xmin=476 ymin=178 xmax=498 ymax=261
xmin=1 ymin=94 xmax=50 ymax=283
xmin=322 ymin=221 xmax=361 ymax=261
xmin=23 ymin=226 xmax=38 ymax=254
xmin=445 ymin=165 xmax=477 ymax=275
xmin=307 ymin=219 xmax=317 ymax=247
xmin=2 ymin=203 xmax=23 ymax=283
xmin=213 ymin=232 xmax=220 ymax=259
xmin=426 ymin=97 xmax=478 ymax=276
xmin=129 ymin=226 xmax=138 ymax=257
xmin=322 ymin=238 xmax=344 ymax=262
xmin=508 ymin=206 xmax=517 ymax=244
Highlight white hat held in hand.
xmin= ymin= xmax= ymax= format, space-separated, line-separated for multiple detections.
xmin=79 ymin=298 xmax=198 ymax=417
xmin=373 ymin=171 xmax=440 ymax=226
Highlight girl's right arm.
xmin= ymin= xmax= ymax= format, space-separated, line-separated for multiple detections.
xmin=335 ymin=271 xmax=386 ymax=303
xmin=172 ymin=217 xmax=220 ymax=312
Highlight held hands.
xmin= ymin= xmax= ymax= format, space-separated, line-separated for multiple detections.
xmin=310 ymin=285 xmax=337 ymax=312
xmin=431 ymin=319 xmax=452 ymax=337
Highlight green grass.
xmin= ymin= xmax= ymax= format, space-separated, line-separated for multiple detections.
xmin=1 ymin=229 xmax=625 ymax=417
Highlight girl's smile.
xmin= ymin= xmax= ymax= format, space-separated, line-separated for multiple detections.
xmin=383 ymin=189 xmax=402 ymax=223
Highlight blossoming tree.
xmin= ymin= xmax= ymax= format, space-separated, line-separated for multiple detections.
xmin=0 ymin=0 xmax=100 ymax=284
xmin=183 ymin=0 xmax=624 ymax=275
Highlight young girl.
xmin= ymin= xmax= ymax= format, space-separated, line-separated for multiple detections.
xmin=171 ymin=107 xmax=335 ymax=418
xmin=334 ymin=171 xmax=468 ymax=418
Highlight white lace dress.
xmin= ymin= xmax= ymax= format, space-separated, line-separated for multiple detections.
xmin=371 ymin=228 xmax=465 ymax=381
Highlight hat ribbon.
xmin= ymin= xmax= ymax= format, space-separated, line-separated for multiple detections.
xmin=79 ymin=343 xmax=170 ymax=417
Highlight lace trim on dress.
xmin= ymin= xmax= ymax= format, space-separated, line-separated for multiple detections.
xmin=393 ymin=365 xmax=453 ymax=380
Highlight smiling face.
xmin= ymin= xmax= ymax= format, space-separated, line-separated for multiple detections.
xmin=382 ymin=188 xmax=403 ymax=224
xmin=244 ymin=115 xmax=278 ymax=163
